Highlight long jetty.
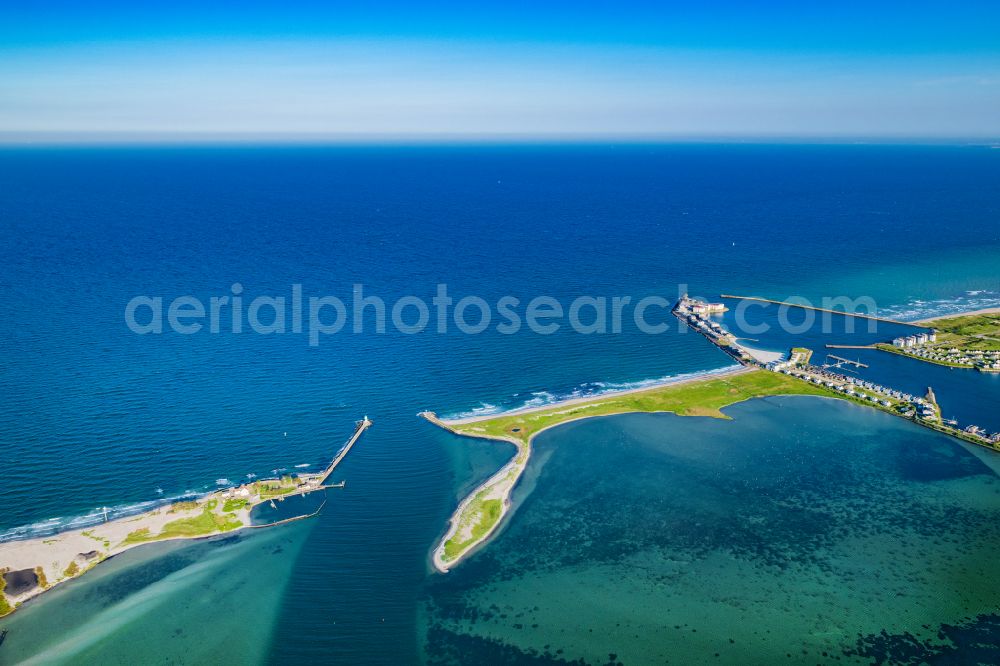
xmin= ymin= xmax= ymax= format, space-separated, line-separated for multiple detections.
xmin=0 ymin=417 xmax=375 ymax=619
xmin=719 ymin=295 xmax=927 ymax=329
xmin=318 ymin=416 xmax=372 ymax=482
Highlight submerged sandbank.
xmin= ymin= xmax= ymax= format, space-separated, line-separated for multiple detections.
xmin=0 ymin=418 xmax=371 ymax=617
xmin=424 ymin=369 xmax=839 ymax=572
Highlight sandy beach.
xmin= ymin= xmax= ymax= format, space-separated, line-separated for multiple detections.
xmin=0 ymin=419 xmax=371 ymax=617
xmin=0 ymin=492 xmax=258 ymax=615
xmin=911 ymin=307 xmax=1000 ymax=325
xmin=427 ymin=365 xmax=774 ymax=572
xmin=430 ymin=434 xmax=525 ymax=573
xmin=439 ymin=365 xmax=752 ymax=426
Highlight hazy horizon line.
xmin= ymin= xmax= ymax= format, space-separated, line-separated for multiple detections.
xmin=2 ymin=131 xmax=998 ymax=148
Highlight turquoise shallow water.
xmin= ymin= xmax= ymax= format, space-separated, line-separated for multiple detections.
xmin=1 ymin=145 xmax=999 ymax=663
xmin=0 ymin=522 xmax=314 ymax=664
xmin=420 ymin=398 xmax=1000 ymax=664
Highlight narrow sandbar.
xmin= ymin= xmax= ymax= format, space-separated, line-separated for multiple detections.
xmin=424 ymin=369 xmax=838 ymax=572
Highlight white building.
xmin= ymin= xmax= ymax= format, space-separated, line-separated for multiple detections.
xmin=690 ymin=302 xmax=726 ymax=315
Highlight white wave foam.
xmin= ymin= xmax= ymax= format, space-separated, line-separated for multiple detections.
xmin=0 ymin=493 xmax=198 ymax=543
xmin=447 ymin=402 xmax=503 ymax=419
xmin=880 ymin=291 xmax=1000 ymax=322
xmin=441 ymin=365 xmax=740 ymax=420
xmin=215 ymin=478 xmax=232 ymax=486
xmin=294 ymin=463 xmax=311 ymax=469
xmin=520 ymin=392 xmax=556 ymax=409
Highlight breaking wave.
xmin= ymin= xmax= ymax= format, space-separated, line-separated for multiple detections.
xmin=442 ymin=365 xmax=741 ymax=420
xmin=0 ymin=494 xmax=198 ymax=543
xmin=880 ymin=291 xmax=1000 ymax=322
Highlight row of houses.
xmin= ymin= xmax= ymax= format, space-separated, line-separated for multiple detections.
xmin=781 ymin=359 xmax=1000 ymax=441
xmin=905 ymin=345 xmax=1000 ymax=369
xmin=774 ymin=365 xmax=945 ymax=423
xmin=686 ymin=313 xmax=728 ymax=338
xmin=759 ymin=341 xmax=1000 ymax=450
xmin=964 ymin=425 xmax=1000 ymax=444
xmin=777 ymin=368 xmax=898 ymax=410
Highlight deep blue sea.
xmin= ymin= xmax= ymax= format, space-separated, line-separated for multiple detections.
xmin=0 ymin=145 xmax=998 ymax=664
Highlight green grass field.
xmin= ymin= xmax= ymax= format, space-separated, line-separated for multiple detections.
xmin=123 ymin=505 xmax=243 ymax=545
xmin=924 ymin=313 xmax=1000 ymax=352
xmin=875 ymin=343 xmax=974 ymax=368
xmin=0 ymin=571 xmax=10 ymax=616
xmin=451 ymin=369 xmax=835 ymax=445
xmin=222 ymin=497 xmax=248 ymax=513
xmin=442 ymin=492 xmax=504 ymax=562
xmin=435 ymin=370 xmax=839 ymax=567
xmin=254 ymin=476 xmax=302 ymax=500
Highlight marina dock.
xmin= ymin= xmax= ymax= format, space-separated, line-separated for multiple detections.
xmin=675 ymin=294 xmax=999 ymax=452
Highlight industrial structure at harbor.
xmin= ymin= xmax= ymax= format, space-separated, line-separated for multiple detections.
xmin=673 ymin=295 xmax=1000 ymax=449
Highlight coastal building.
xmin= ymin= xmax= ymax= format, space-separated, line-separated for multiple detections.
xmin=928 ymin=330 xmax=937 ymax=342
xmin=676 ymin=294 xmax=727 ymax=316
xmin=690 ymin=302 xmax=727 ymax=315
xmin=892 ymin=337 xmax=907 ymax=347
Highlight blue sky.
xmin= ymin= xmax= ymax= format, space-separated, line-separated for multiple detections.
xmin=2 ymin=1 xmax=998 ymax=140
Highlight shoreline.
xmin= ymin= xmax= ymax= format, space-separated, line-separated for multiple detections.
xmin=909 ymin=306 xmax=1000 ymax=325
xmin=0 ymin=419 xmax=371 ymax=618
xmin=424 ymin=369 xmax=827 ymax=572
xmin=0 ymin=480 xmax=325 ymax=616
xmin=426 ymin=425 xmax=525 ymax=573
xmin=439 ymin=365 xmax=751 ymax=426
xmin=427 ymin=296 xmax=1000 ymax=573
xmin=426 ymin=367 xmax=756 ymax=571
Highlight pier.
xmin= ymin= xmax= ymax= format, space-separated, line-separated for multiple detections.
xmin=318 ymin=417 xmax=372 ymax=483
xmin=0 ymin=416 xmax=375 ymax=619
xmin=677 ymin=289 xmax=998 ymax=453
xmin=719 ymin=294 xmax=927 ymax=328
xmin=823 ymin=355 xmax=869 ymax=370
xmin=672 ymin=298 xmax=753 ymax=366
